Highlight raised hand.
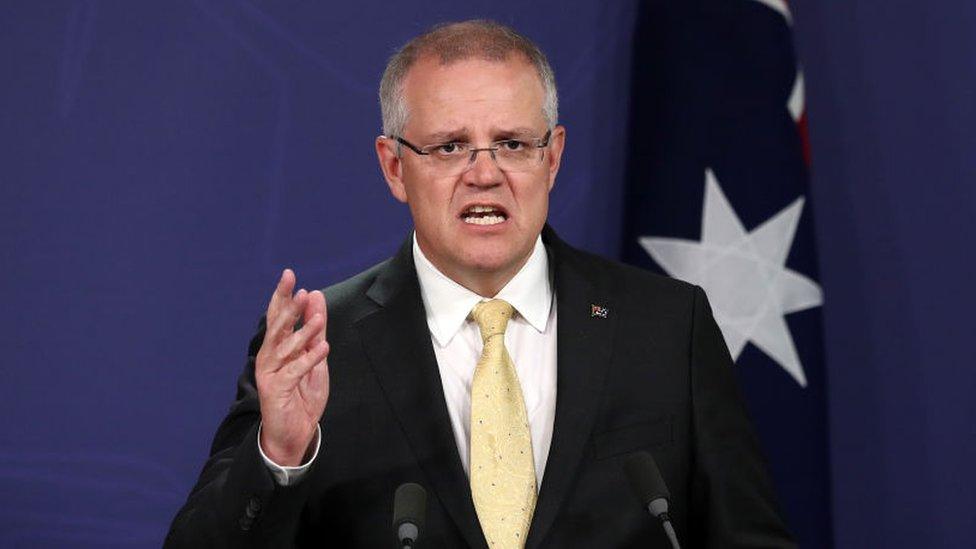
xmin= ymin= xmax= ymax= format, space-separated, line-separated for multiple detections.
xmin=255 ymin=269 xmax=330 ymax=466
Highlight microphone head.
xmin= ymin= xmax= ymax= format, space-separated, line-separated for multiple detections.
xmin=623 ymin=451 xmax=671 ymax=510
xmin=393 ymin=482 xmax=427 ymax=542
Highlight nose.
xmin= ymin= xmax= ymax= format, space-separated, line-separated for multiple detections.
xmin=461 ymin=148 xmax=504 ymax=187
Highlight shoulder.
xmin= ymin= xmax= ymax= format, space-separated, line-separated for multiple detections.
xmin=318 ymin=258 xmax=391 ymax=325
xmin=559 ymin=242 xmax=702 ymax=314
xmin=321 ymin=259 xmax=389 ymax=303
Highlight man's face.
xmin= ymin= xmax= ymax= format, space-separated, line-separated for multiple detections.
xmin=376 ymin=56 xmax=565 ymax=291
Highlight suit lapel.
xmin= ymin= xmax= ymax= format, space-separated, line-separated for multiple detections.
xmin=357 ymin=239 xmax=488 ymax=549
xmin=526 ymin=227 xmax=617 ymax=549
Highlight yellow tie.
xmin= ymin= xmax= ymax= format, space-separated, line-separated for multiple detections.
xmin=469 ymin=299 xmax=537 ymax=548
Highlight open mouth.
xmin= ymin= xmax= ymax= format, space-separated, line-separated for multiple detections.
xmin=460 ymin=204 xmax=509 ymax=226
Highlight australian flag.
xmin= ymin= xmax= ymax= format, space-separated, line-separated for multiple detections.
xmin=621 ymin=1 xmax=831 ymax=546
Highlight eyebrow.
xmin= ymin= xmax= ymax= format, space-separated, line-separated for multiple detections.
xmin=422 ymin=129 xmax=471 ymax=143
xmin=497 ymin=127 xmax=540 ymax=138
xmin=420 ymin=126 xmax=541 ymax=143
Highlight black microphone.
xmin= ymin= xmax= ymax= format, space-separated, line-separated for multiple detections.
xmin=392 ymin=482 xmax=427 ymax=548
xmin=624 ymin=451 xmax=681 ymax=549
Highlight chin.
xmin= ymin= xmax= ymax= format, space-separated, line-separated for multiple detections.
xmin=458 ymin=238 xmax=530 ymax=275
xmin=461 ymin=250 xmax=513 ymax=274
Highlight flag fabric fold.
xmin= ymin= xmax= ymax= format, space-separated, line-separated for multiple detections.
xmin=622 ymin=1 xmax=832 ymax=546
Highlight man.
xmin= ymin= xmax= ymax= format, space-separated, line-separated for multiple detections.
xmin=166 ymin=20 xmax=795 ymax=548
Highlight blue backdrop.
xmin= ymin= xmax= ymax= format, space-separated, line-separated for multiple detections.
xmin=1 ymin=1 xmax=972 ymax=547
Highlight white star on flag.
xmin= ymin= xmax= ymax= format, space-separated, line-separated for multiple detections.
xmin=639 ymin=169 xmax=823 ymax=386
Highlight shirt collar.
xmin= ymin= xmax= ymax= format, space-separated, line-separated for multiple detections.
xmin=412 ymin=232 xmax=553 ymax=347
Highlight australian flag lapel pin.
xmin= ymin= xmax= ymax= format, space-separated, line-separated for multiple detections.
xmin=590 ymin=304 xmax=608 ymax=318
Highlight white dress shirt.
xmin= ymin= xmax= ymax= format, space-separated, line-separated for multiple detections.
xmin=413 ymin=234 xmax=557 ymax=483
xmin=261 ymin=233 xmax=558 ymax=486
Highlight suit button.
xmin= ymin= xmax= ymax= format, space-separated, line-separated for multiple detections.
xmin=239 ymin=516 xmax=253 ymax=531
xmin=248 ymin=496 xmax=263 ymax=513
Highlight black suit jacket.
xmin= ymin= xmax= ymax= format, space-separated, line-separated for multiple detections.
xmin=166 ymin=226 xmax=795 ymax=548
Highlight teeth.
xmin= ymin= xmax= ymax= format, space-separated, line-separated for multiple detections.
xmin=461 ymin=204 xmax=506 ymax=226
xmin=463 ymin=215 xmax=505 ymax=225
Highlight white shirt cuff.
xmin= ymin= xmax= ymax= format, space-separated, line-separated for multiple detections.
xmin=257 ymin=422 xmax=322 ymax=486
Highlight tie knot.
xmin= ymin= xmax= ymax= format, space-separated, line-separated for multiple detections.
xmin=471 ymin=299 xmax=514 ymax=342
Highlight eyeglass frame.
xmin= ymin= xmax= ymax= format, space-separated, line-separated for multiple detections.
xmin=388 ymin=129 xmax=553 ymax=173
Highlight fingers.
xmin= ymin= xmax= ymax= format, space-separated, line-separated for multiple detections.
xmin=258 ymin=270 xmax=329 ymax=383
xmin=266 ymin=288 xmax=308 ymax=343
xmin=282 ymin=340 xmax=330 ymax=381
xmin=275 ymin=313 xmax=324 ymax=364
xmin=304 ymin=290 xmax=327 ymax=345
xmin=306 ymin=358 xmax=330 ymax=400
xmin=264 ymin=268 xmax=299 ymax=342
xmin=267 ymin=268 xmax=296 ymax=318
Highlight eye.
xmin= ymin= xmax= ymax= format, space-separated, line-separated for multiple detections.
xmin=433 ymin=142 xmax=465 ymax=155
xmin=499 ymin=140 xmax=527 ymax=151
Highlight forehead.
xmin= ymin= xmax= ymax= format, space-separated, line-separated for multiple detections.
xmin=401 ymin=56 xmax=547 ymax=137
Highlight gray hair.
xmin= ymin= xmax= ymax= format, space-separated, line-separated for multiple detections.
xmin=379 ymin=20 xmax=559 ymax=138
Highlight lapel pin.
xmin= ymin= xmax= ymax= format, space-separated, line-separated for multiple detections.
xmin=590 ymin=304 xmax=608 ymax=318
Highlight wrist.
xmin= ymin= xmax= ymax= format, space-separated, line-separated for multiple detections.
xmin=259 ymin=426 xmax=318 ymax=467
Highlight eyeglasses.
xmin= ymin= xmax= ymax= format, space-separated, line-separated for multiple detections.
xmin=389 ymin=129 xmax=552 ymax=176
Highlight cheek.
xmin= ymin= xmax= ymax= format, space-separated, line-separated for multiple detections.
xmin=514 ymin=180 xmax=551 ymax=217
xmin=408 ymin=181 xmax=457 ymax=226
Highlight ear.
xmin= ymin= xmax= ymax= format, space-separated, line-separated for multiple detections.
xmin=376 ymin=136 xmax=408 ymax=203
xmin=545 ymin=125 xmax=566 ymax=192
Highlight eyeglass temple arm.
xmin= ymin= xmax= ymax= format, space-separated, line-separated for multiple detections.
xmin=390 ymin=135 xmax=428 ymax=156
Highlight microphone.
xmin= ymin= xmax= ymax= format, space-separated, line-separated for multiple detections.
xmin=392 ymin=482 xmax=427 ymax=548
xmin=623 ymin=451 xmax=681 ymax=549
